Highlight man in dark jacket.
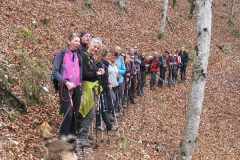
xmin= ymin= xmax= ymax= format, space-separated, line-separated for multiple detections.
xmin=78 ymin=31 xmax=92 ymax=54
xmin=158 ymin=51 xmax=168 ymax=87
xmin=179 ymin=47 xmax=188 ymax=82
xmin=138 ymin=52 xmax=147 ymax=95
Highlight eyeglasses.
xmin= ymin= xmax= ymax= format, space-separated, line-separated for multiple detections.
xmin=105 ymin=49 xmax=111 ymax=53
xmin=134 ymin=48 xmax=137 ymax=49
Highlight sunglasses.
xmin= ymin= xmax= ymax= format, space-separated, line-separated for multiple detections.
xmin=105 ymin=49 xmax=111 ymax=53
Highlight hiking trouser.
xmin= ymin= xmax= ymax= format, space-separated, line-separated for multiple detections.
xmin=168 ymin=66 xmax=177 ymax=85
xmin=59 ymin=85 xmax=81 ymax=137
xmin=150 ymin=71 xmax=157 ymax=88
xmin=131 ymin=75 xmax=136 ymax=94
xmin=112 ymin=86 xmax=119 ymax=112
xmin=136 ymin=73 xmax=141 ymax=94
xmin=96 ymin=92 xmax=113 ymax=130
xmin=180 ymin=62 xmax=188 ymax=82
xmin=78 ymin=90 xmax=95 ymax=140
xmin=139 ymin=71 xmax=146 ymax=92
xmin=158 ymin=67 xmax=166 ymax=86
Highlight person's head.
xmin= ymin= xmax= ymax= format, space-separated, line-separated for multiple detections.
xmin=129 ymin=48 xmax=135 ymax=54
xmin=133 ymin=45 xmax=138 ymax=52
xmin=67 ymin=33 xmax=80 ymax=51
xmin=130 ymin=54 xmax=135 ymax=62
xmin=102 ymin=49 xmax=112 ymax=62
xmin=114 ymin=46 xmax=122 ymax=56
xmin=164 ymin=50 xmax=169 ymax=56
xmin=182 ymin=47 xmax=185 ymax=51
xmin=141 ymin=51 xmax=146 ymax=58
xmin=134 ymin=59 xmax=141 ymax=66
xmin=80 ymin=31 xmax=92 ymax=45
xmin=120 ymin=51 xmax=126 ymax=60
xmin=125 ymin=54 xmax=131 ymax=63
xmin=153 ymin=51 xmax=158 ymax=57
xmin=87 ymin=37 xmax=102 ymax=56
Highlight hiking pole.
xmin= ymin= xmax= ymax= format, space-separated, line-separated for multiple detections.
xmin=68 ymin=91 xmax=79 ymax=137
xmin=112 ymin=99 xmax=119 ymax=134
xmin=100 ymin=93 xmax=105 ymax=143
xmin=94 ymin=94 xmax=101 ymax=149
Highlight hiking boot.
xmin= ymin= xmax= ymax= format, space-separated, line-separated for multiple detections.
xmin=97 ymin=126 xmax=105 ymax=131
xmin=108 ymin=126 xmax=118 ymax=131
xmin=130 ymin=99 xmax=136 ymax=104
xmin=150 ymin=87 xmax=154 ymax=91
xmin=109 ymin=113 xmax=115 ymax=122
xmin=137 ymin=93 xmax=142 ymax=96
xmin=77 ymin=139 xmax=92 ymax=148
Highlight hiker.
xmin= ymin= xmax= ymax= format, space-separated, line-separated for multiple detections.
xmin=78 ymin=31 xmax=92 ymax=53
xmin=147 ymin=51 xmax=159 ymax=90
xmin=108 ymin=50 xmax=120 ymax=115
xmin=157 ymin=50 xmax=168 ymax=87
xmin=167 ymin=51 xmax=179 ymax=86
xmin=115 ymin=46 xmax=126 ymax=111
xmin=138 ymin=51 xmax=147 ymax=95
xmin=133 ymin=44 xmax=139 ymax=59
xmin=52 ymin=33 xmax=82 ymax=137
xmin=176 ymin=50 xmax=182 ymax=82
xmin=78 ymin=37 xmax=104 ymax=144
xmin=95 ymin=50 xmax=118 ymax=131
xmin=134 ymin=58 xmax=142 ymax=96
xmin=179 ymin=47 xmax=188 ymax=82
xmin=129 ymin=48 xmax=137 ymax=98
xmin=124 ymin=54 xmax=136 ymax=104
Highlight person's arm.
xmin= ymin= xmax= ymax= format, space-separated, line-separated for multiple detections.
xmin=52 ymin=51 xmax=66 ymax=84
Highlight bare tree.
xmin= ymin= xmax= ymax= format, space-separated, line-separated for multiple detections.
xmin=158 ymin=0 xmax=168 ymax=39
xmin=179 ymin=0 xmax=212 ymax=159
xmin=119 ymin=0 xmax=128 ymax=13
xmin=229 ymin=0 xmax=236 ymax=22
xmin=86 ymin=0 xmax=93 ymax=7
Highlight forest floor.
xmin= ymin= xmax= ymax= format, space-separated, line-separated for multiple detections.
xmin=0 ymin=0 xmax=239 ymax=159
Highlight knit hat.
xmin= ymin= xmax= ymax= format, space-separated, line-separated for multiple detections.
xmin=80 ymin=31 xmax=91 ymax=37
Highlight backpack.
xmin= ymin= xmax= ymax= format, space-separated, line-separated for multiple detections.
xmin=51 ymin=50 xmax=65 ymax=92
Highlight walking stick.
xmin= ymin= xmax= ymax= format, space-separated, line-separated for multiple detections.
xmin=68 ymin=91 xmax=79 ymax=136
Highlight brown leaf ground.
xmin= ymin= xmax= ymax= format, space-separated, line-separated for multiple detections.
xmin=0 ymin=0 xmax=239 ymax=159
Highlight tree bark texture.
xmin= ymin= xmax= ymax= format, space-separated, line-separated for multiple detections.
xmin=159 ymin=0 xmax=168 ymax=34
xmin=229 ymin=0 xmax=236 ymax=22
xmin=179 ymin=0 xmax=212 ymax=160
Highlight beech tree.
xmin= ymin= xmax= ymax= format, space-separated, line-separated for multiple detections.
xmin=229 ymin=0 xmax=236 ymax=22
xmin=86 ymin=0 xmax=93 ymax=7
xmin=179 ymin=0 xmax=212 ymax=159
xmin=158 ymin=0 xmax=168 ymax=39
xmin=119 ymin=0 xmax=128 ymax=13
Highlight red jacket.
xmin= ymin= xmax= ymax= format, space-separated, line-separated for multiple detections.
xmin=147 ymin=57 xmax=158 ymax=72
xmin=167 ymin=55 xmax=179 ymax=65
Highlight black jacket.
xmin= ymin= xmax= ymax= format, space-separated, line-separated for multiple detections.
xmin=80 ymin=52 xmax=98 ymax=82
xmin=139 ymin=56 xmax=146 ymax=72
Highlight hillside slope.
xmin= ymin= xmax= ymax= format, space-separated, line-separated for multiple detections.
xmin=0 ymin=0 xmax=239 ymax=159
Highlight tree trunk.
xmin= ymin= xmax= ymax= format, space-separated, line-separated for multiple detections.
xmin=119 ymin=0 xmax=126 ymax=8
xmin=158 ymin=0 xmax=168 ymax=39
xmin=86 ymin=0 xmax=93 ymax=6
xmin=179 ymin=0 xmax=212 ymax=159
xmin=229 ymin=0 xmax=236 ymax=22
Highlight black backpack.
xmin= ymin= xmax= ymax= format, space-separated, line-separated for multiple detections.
xmin=51 ymin=50 xmax=65 ymax=92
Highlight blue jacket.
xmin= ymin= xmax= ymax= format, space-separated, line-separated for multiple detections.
xmin=115 ymin=56 xmax=126 ymax=83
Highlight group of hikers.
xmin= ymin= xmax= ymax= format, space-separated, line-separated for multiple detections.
xmin=51 ymin=31 xmax=188 ymax=147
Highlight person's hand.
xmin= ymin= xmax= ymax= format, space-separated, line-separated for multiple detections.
xmin=108 ymin=84 xmax=112 ymax=90
xmin=117 ymin=74 xmax=121 ymax=78
xmin=126 ymin=73 xmax=130 ymax=76
xmin=97 ymin=68 xmax=105 ymax=75
xmin=126 ymin=78 xmax=129 ymax=82
xmin=65 ymin=81 xmax=76 ymax=91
